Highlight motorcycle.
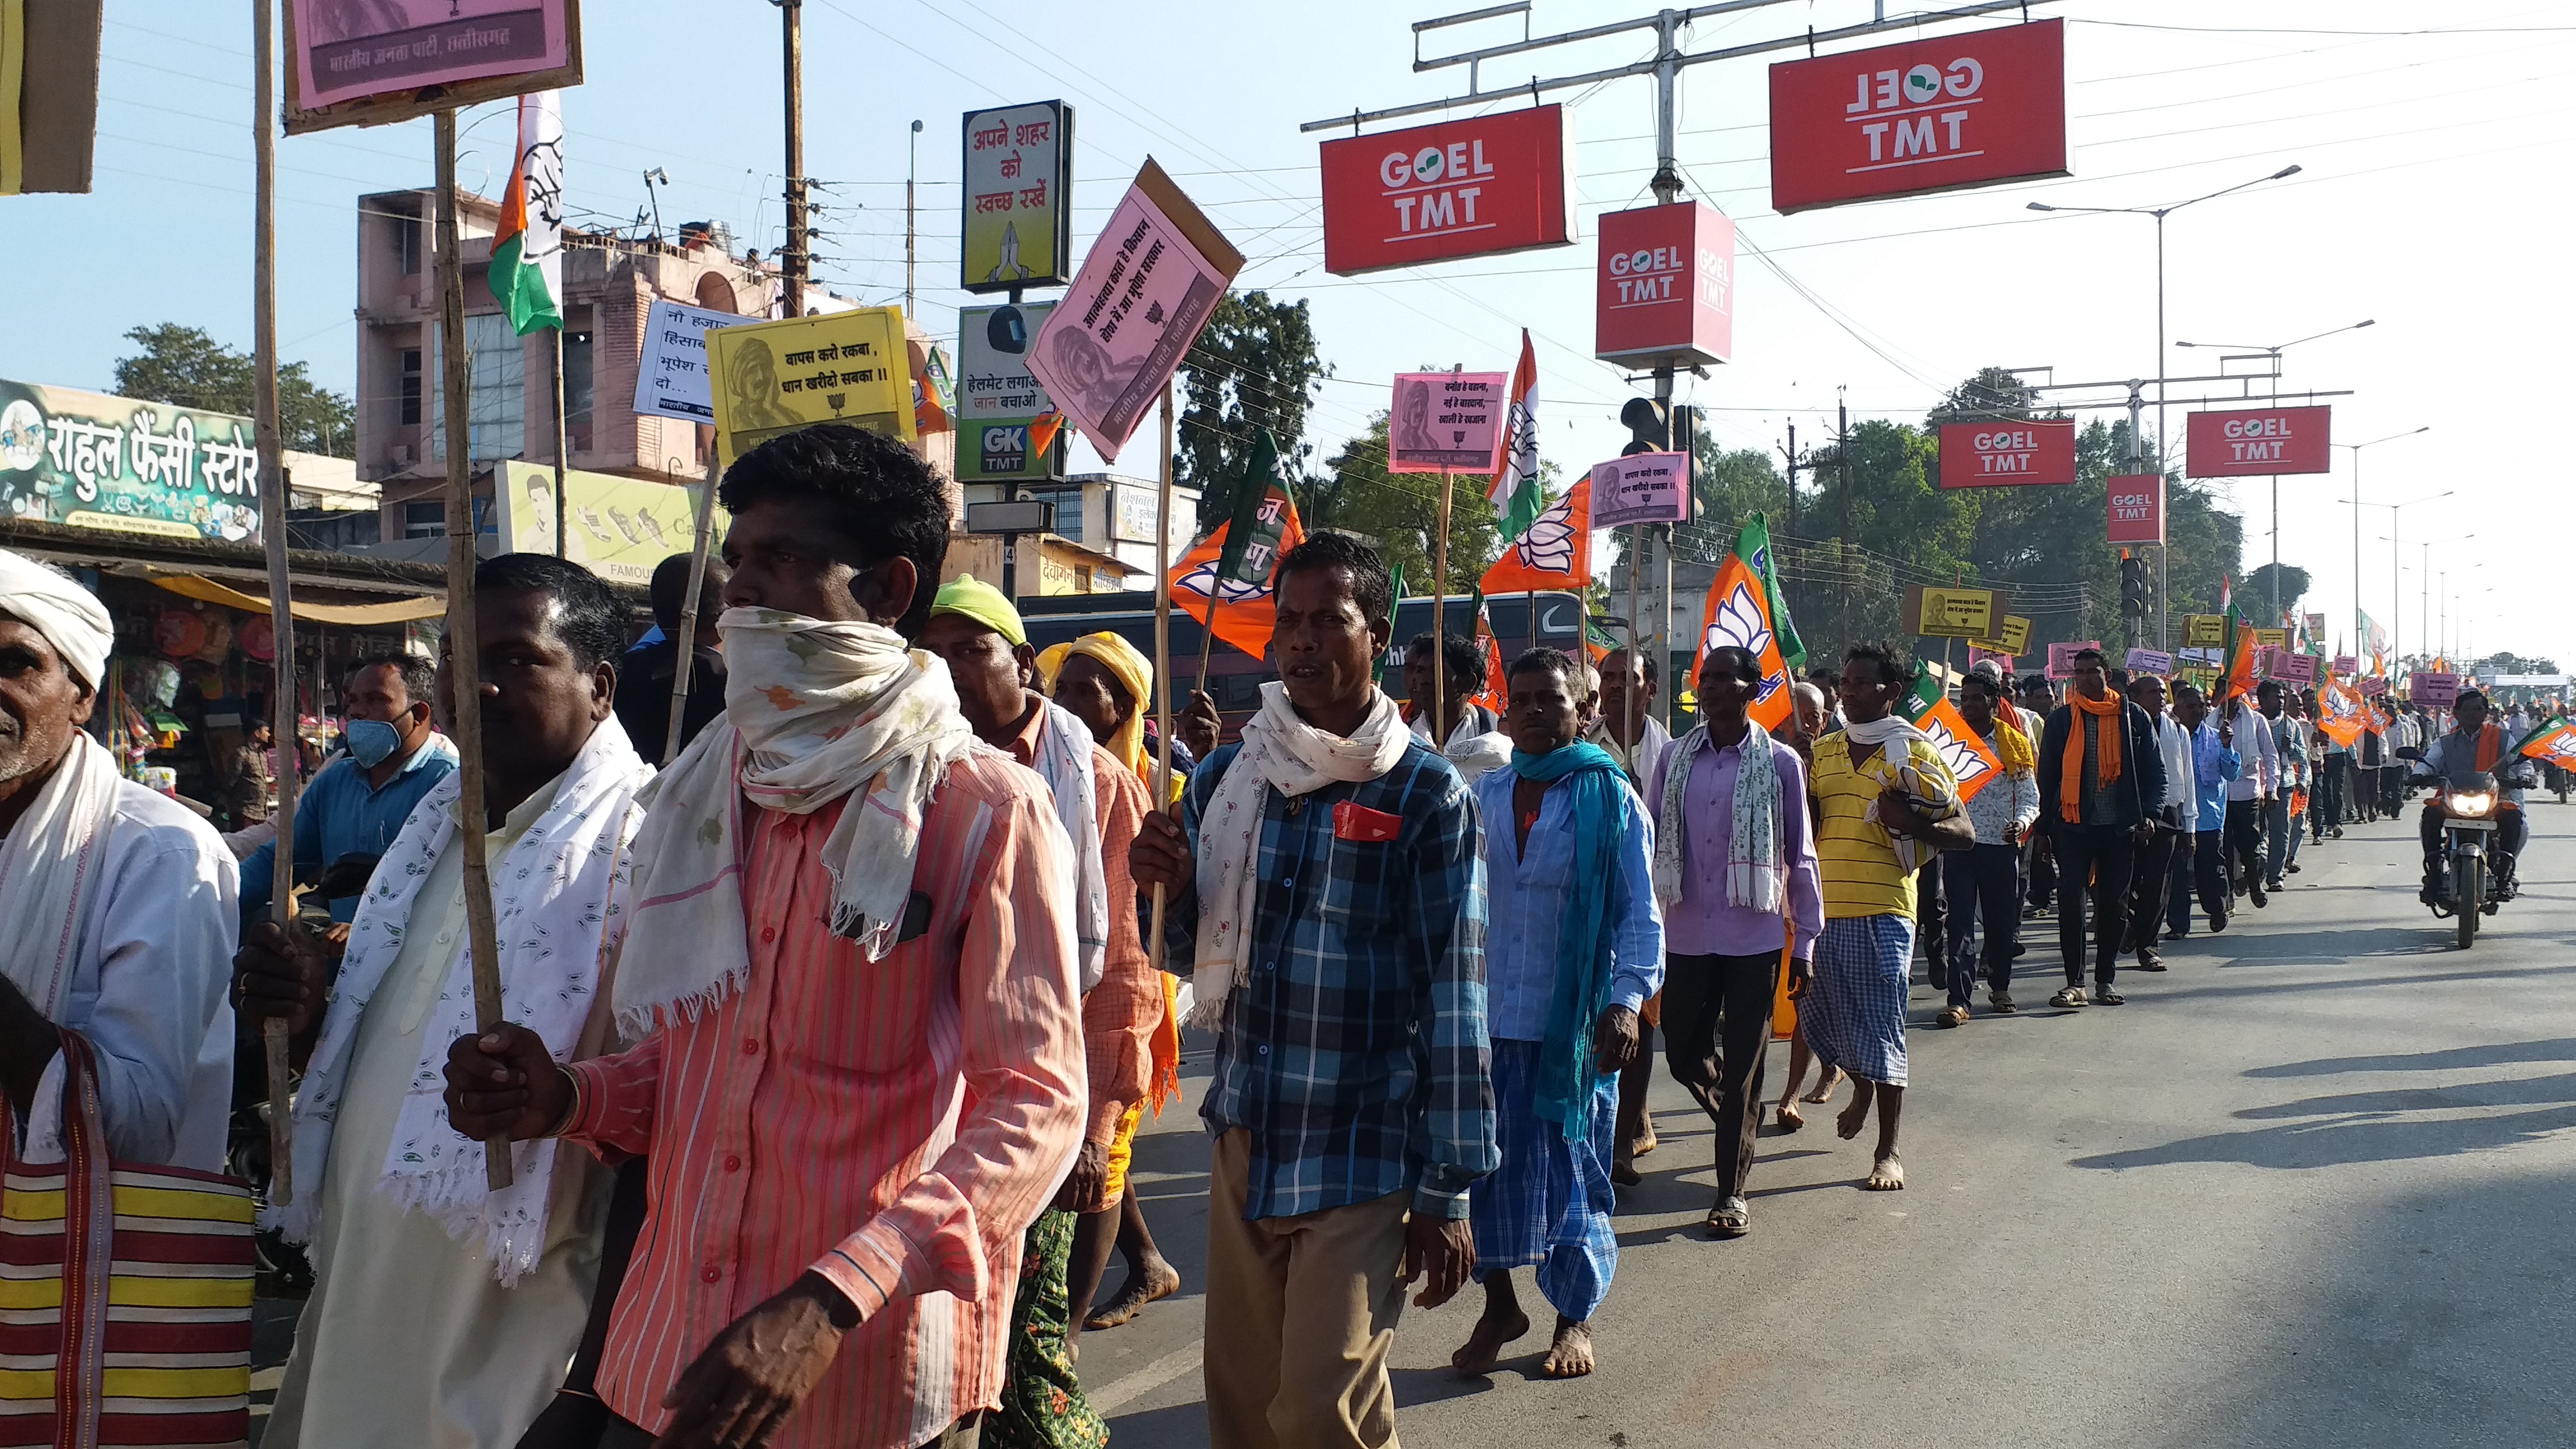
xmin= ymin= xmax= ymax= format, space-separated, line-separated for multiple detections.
xmin=2421 ymin=772 xmax=2504 ymax=949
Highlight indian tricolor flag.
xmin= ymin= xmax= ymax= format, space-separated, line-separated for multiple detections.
xmin=1488 ymin=329 xmax=1542 ymax=541
xmin=487 ymin=91 xmax=565 ymax=336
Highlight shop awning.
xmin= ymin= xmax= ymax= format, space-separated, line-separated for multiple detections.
xmin=146 ymin=572 xmax=446 ymax=626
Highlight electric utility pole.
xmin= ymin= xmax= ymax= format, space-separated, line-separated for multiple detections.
xmin=778 ymin=0 xmax=807 ymax=318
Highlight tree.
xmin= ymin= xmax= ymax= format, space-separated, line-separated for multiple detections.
xmin=111 ymin=323 xmax=355 ymax=456
xmin=2242 ymin=562 xmax=2312 ymax=618
xmin=1313 ymin=415 xmax=1500 ymax=594
xmin=1175 ymin=292 xmax=1327 ymax=532
xmin=2474 ymin=652 xmax=2560 ymax=676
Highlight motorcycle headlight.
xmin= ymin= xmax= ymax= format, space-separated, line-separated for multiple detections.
xmin=2451 ymin=790 xmax=2496 ymax=817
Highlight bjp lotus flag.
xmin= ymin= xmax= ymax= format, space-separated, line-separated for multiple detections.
xmin=1479 ymin=479 xmax=1594 ymax=595
xmin=1472 ymin=605 xmax=1508 ymax=714
xmin=1169 ymin=485 xmax=1306 ymax=661
xmin=2516 ymin=718 xmax=2576 ymax=769
xmin=2219 ymin=606 xmax=2258 ymax=707
xmin=1906 ymin=686 xmax=2004 ymax=803
xmin=2315 ymin=678 xmax=2369 ymax=749
xmin=1690 ymin=551 xmax=1793 ymax=733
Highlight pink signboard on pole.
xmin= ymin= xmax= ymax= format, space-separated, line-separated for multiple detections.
xmin=1387 ymin=371 xmax=1508 ymax=473
xmin=1588 ymin=451 xmax=1692 ymax=527
xmin=2413 ymin=671 xmax=2460 ymax=708
xmin=290 ymin=0 xmax=574 ymax=111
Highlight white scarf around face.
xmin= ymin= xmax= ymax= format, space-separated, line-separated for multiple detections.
xmin=1188 ymin=681 xmax=1412 ymax=1031
xmin=1031 ymin=699 xmax=1108 ymax=993
xmin=268 ymin=717 xmax=654 ymax=1284
xmin=0 ymin=733 xmax=121 ymax=1024
xmin=611 ymin=609 xmax=981 ymax=1038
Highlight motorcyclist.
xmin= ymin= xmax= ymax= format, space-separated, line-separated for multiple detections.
xmin=2409 ymin=689 xmax=2537 ymax=903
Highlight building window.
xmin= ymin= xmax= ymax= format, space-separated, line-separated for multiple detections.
xmin=564 ymin=328 xmax=594 ymax=453
xmin=403 ymin=499 xmax=446 ymax=538
xmin=399 ymin=348 xmax=422 ymax=427
xmin=395 ymin=209 xmax=422 ymax=276
xmin=1031 ymin=487 xmax=1082 ymax=542
xmin=426 ymin=312 xmax=526 ymax=462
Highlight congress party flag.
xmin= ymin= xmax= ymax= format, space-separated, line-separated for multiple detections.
xmin=1734 ymin=512 xmax=1805 ymax=670
xmin=1690 ymin=551 xmax=1793 ymax=733
xmin=487 ymin=91 xmax=565 ymax=335
xmin=1488 ymin=329 xmax=1543 ymax=541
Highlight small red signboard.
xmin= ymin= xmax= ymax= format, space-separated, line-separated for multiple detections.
xmin=1937 ymin=421 xmax=2076 ymax=488
xmin=1593 ymin=201 xmax=1735 ymax=367
xmin=1768 ymin=20 xmax=2070 ymax=215
xmin=2106 ymin=474 xmax=2165 ymax=544
xmin=1319 ymin=106 xmax=1575 ymax=276
xmin=2185 ymin=406 xmax=2333 ymax=477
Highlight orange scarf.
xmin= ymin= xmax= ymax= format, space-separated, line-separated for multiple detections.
xmin=2471 ymin=721 xmax=2503 ymax=774
xmin=2060 ymin=691 xmax=2125 ymax=822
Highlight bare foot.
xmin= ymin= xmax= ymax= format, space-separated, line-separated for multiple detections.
xmin=1538 ymin=1317 xmax=1596 ymax=1378
xmin=1803 ymin=1068 xmax=1845 ymax=1105
xmin=1774 ymin=1100 xmax=1804 ymax=1133
xmin=1835 ymin=1090 xmax=1872 ymax=1141
xmin=1083 ymin=1257 xmax=1180 ymax=1331
xmin=1451 ymin=1300 xmax=1532 ymax=1376
xmin=1866 ymin=1153 xmax=1906 ymax=1191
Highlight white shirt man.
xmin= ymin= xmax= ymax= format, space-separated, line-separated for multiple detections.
xmin=0 ymin=550 xmax=235 ymax=1171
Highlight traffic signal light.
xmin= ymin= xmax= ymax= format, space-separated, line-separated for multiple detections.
xmin=1620 ymin=397 xmax=1670 ymax=456
xmin=2119 ymin=552 xmax=2149 ymax=622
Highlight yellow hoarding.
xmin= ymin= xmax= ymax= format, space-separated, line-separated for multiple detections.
xmin=707 ymin=307 xmax=914 ymax=466
xmin=1906 ymin=586 xmax=2004 ymax=640
xmin=2183 ymin=613 xmax=2228 ymax=648
xmin=1967 ymin=613 xmax=2032 ymax=656
xmin=496 ymin=462 xmax=708 ymax=588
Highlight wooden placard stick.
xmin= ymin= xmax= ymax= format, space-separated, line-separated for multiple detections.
xmin=250 ymin=0 xmax=298 ymax=1204
xmin=434 ymin=108 xmax=514 ymax=1192
xmin=1149 ymin=386 xmax=1176 ymax=973
xmin=663 ymin=455 xmax=722 ymax=766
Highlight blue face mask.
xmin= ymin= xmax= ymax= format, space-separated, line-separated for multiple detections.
xmin=344 ymin=717 xmax=405 ymax=768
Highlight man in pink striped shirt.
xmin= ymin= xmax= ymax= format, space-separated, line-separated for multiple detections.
xmin=447 ymin=424 xmax=1088 ymax=1449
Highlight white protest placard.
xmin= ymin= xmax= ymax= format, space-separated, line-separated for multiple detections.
xmin=1028 ymin=159 xmax=1244 ymax=463
xmin=1589 ymin=451 xmax=1692 ymax=527
xmin=633 ymin=299 xmax=753 ymax=422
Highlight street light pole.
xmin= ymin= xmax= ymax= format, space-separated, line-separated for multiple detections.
xmin=2333 ymin=426 xmax=2431 ymax=661
xmin=2029 ymin=163 xmax=2301 ymax=651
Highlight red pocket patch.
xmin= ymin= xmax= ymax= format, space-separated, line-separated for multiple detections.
xmin=1333 ymin=802 xmax=1401 ymax=843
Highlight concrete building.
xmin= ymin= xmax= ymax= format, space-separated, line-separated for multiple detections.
xmin=352 ymin=188 xmax=949 ymax=555
xmin=955 ymin=472 xmax=1196 ymax=589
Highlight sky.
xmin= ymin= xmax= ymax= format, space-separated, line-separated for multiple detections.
xmin=4 ymin=0 xmax=2569 ymax=669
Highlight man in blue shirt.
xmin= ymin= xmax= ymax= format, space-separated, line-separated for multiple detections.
xmin=2165 ymin=683 xmax=2239 ymax=937
xmin=1133 ymin=532 xmax=1493 ymax=1449
xmin=240 ymin=653 xmax=457 ymax=930
xmin=1456 ymin=648 xmax=1659 ymax=1381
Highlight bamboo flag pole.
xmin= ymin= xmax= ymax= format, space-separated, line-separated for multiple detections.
xmin=250 ymin=0 xmax=298 ymax=1204
xmin=663 ymin=455 xmax=722 ymax=766
xmin=434 ymin=109 xmax=514 ymax=1192
xmin=1148 ymin=386 xmax=1176 ymax=973
xmin=1432 ymin=464 xmax=1451 ymax=740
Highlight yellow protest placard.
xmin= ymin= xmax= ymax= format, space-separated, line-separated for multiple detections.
xmin=1968 ymin=613 xmax=2033 ymax=656
xmin=1906 ymin=586 xmax=2005 ymax=640
xmin=708 ymin=306 xmax=915 ymax=465
xmin=2252 ymin=628 xmax=2289 ymax=651
xmin=2184 ymin=614 xmax=2228 ymax=648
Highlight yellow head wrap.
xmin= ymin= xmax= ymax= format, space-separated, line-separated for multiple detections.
xmin=928 ymin=573 xmax=1025 ymax=646
xmin=1033 ymin=642 xmax=1072 ymax=692
xmin=1056 ymin=630 xmax=1156 ymax=783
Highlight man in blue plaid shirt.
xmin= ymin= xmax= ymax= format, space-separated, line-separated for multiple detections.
xmin=1133 ymin=532 xmax=1495 ymax=1449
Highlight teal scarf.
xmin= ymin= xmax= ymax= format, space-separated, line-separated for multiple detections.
xmin=1510 ymin=741 xmax=1630 ymax=1142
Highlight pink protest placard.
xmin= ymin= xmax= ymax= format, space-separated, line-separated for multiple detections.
xmin=1028 ymin=162 xmax=1243 ymax=463
xmin=2271 ymin=652 xmax=2319 ymax=686
xmin=291 ymin=0 xmax=574 ymax=111
xmin=2045 ymin=641 xmax=2101 ymax=680
xmin=1388 ymin=371 xmax=1509 ymax=473
xmin=1589 ymin=451 xmax=1692 ymax=527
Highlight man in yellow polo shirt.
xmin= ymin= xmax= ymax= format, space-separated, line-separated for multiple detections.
xmin=1805 ymin=644 xmax=1971 ymax=1191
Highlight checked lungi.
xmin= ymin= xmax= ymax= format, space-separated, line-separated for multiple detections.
xmin=1802 ymin=914 xmax=1913 ymax=1087
xmin=1467 ymin=1038 xmax=1620 ymax=1324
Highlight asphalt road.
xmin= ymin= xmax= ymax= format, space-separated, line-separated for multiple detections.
xmin=1084 ymin=799 xmax=2576 ymax=1449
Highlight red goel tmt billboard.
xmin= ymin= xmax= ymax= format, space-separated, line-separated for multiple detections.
xmin=1319 ymin=106 xmax=1575 ymax=276
xmin=2186 ymin=405 xmax=2333 ymax=476
xmin=1768 ymin=19 xmax=2068 ymax=215
xmin=1937 ymin=420 xmax=2076 ymax=489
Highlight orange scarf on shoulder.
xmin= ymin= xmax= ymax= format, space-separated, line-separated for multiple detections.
xmin=2060 ymin=691 xmax=2125 ymax=822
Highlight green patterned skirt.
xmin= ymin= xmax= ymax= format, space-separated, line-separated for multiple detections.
xmin=986 ymin=1209 xmax=1108 ymax=1448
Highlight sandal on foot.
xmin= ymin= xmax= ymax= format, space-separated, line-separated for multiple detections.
xmin=2050 ymin=986 xmax=2089 ymax=1008
xmin=2096 ymin=986 xmax=2127 ymax=1005
xmin=1935 ymin=1004 xmax=1968 ymax=1028
xmin=1989 ymin=990 xmax=2018 ymax=1015
xmin=1707 ymin=1196 xmax=1751 ymax=1238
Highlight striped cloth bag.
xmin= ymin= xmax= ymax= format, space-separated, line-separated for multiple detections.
xmin=0 ymin=1033 xmax=253 ymax=1448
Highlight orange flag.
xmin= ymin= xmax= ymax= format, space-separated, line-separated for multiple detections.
xmin=1168 ymin=487 xmax=1308 ymax=662
xmin=1910 ymin=694 xmax=2005 ymax=803
xmin=2315 ymin=677 xmax=2369 ymax=748
xmin=1689 ymin=552 xmax=1793 ymax=733
xmin=1478 ymin=479 xmax=1594 ymax=596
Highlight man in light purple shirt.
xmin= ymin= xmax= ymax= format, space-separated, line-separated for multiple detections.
xmin=1642 ymin=646 xmax=1824 ymax=1239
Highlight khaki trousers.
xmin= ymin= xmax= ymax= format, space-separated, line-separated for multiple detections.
xmin=1203 ymin=1128 xmax=1413 ymax=1449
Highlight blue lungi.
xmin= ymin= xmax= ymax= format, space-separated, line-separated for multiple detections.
xmin=1467 ymin=1037 xmax=1620 ymax=1323
xmin=1804 ymin=914 xmax=1913 ymax=1087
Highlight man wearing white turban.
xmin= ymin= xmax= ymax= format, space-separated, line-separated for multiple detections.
xmin=0 ymin=548 xmax=236 ymax=1170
